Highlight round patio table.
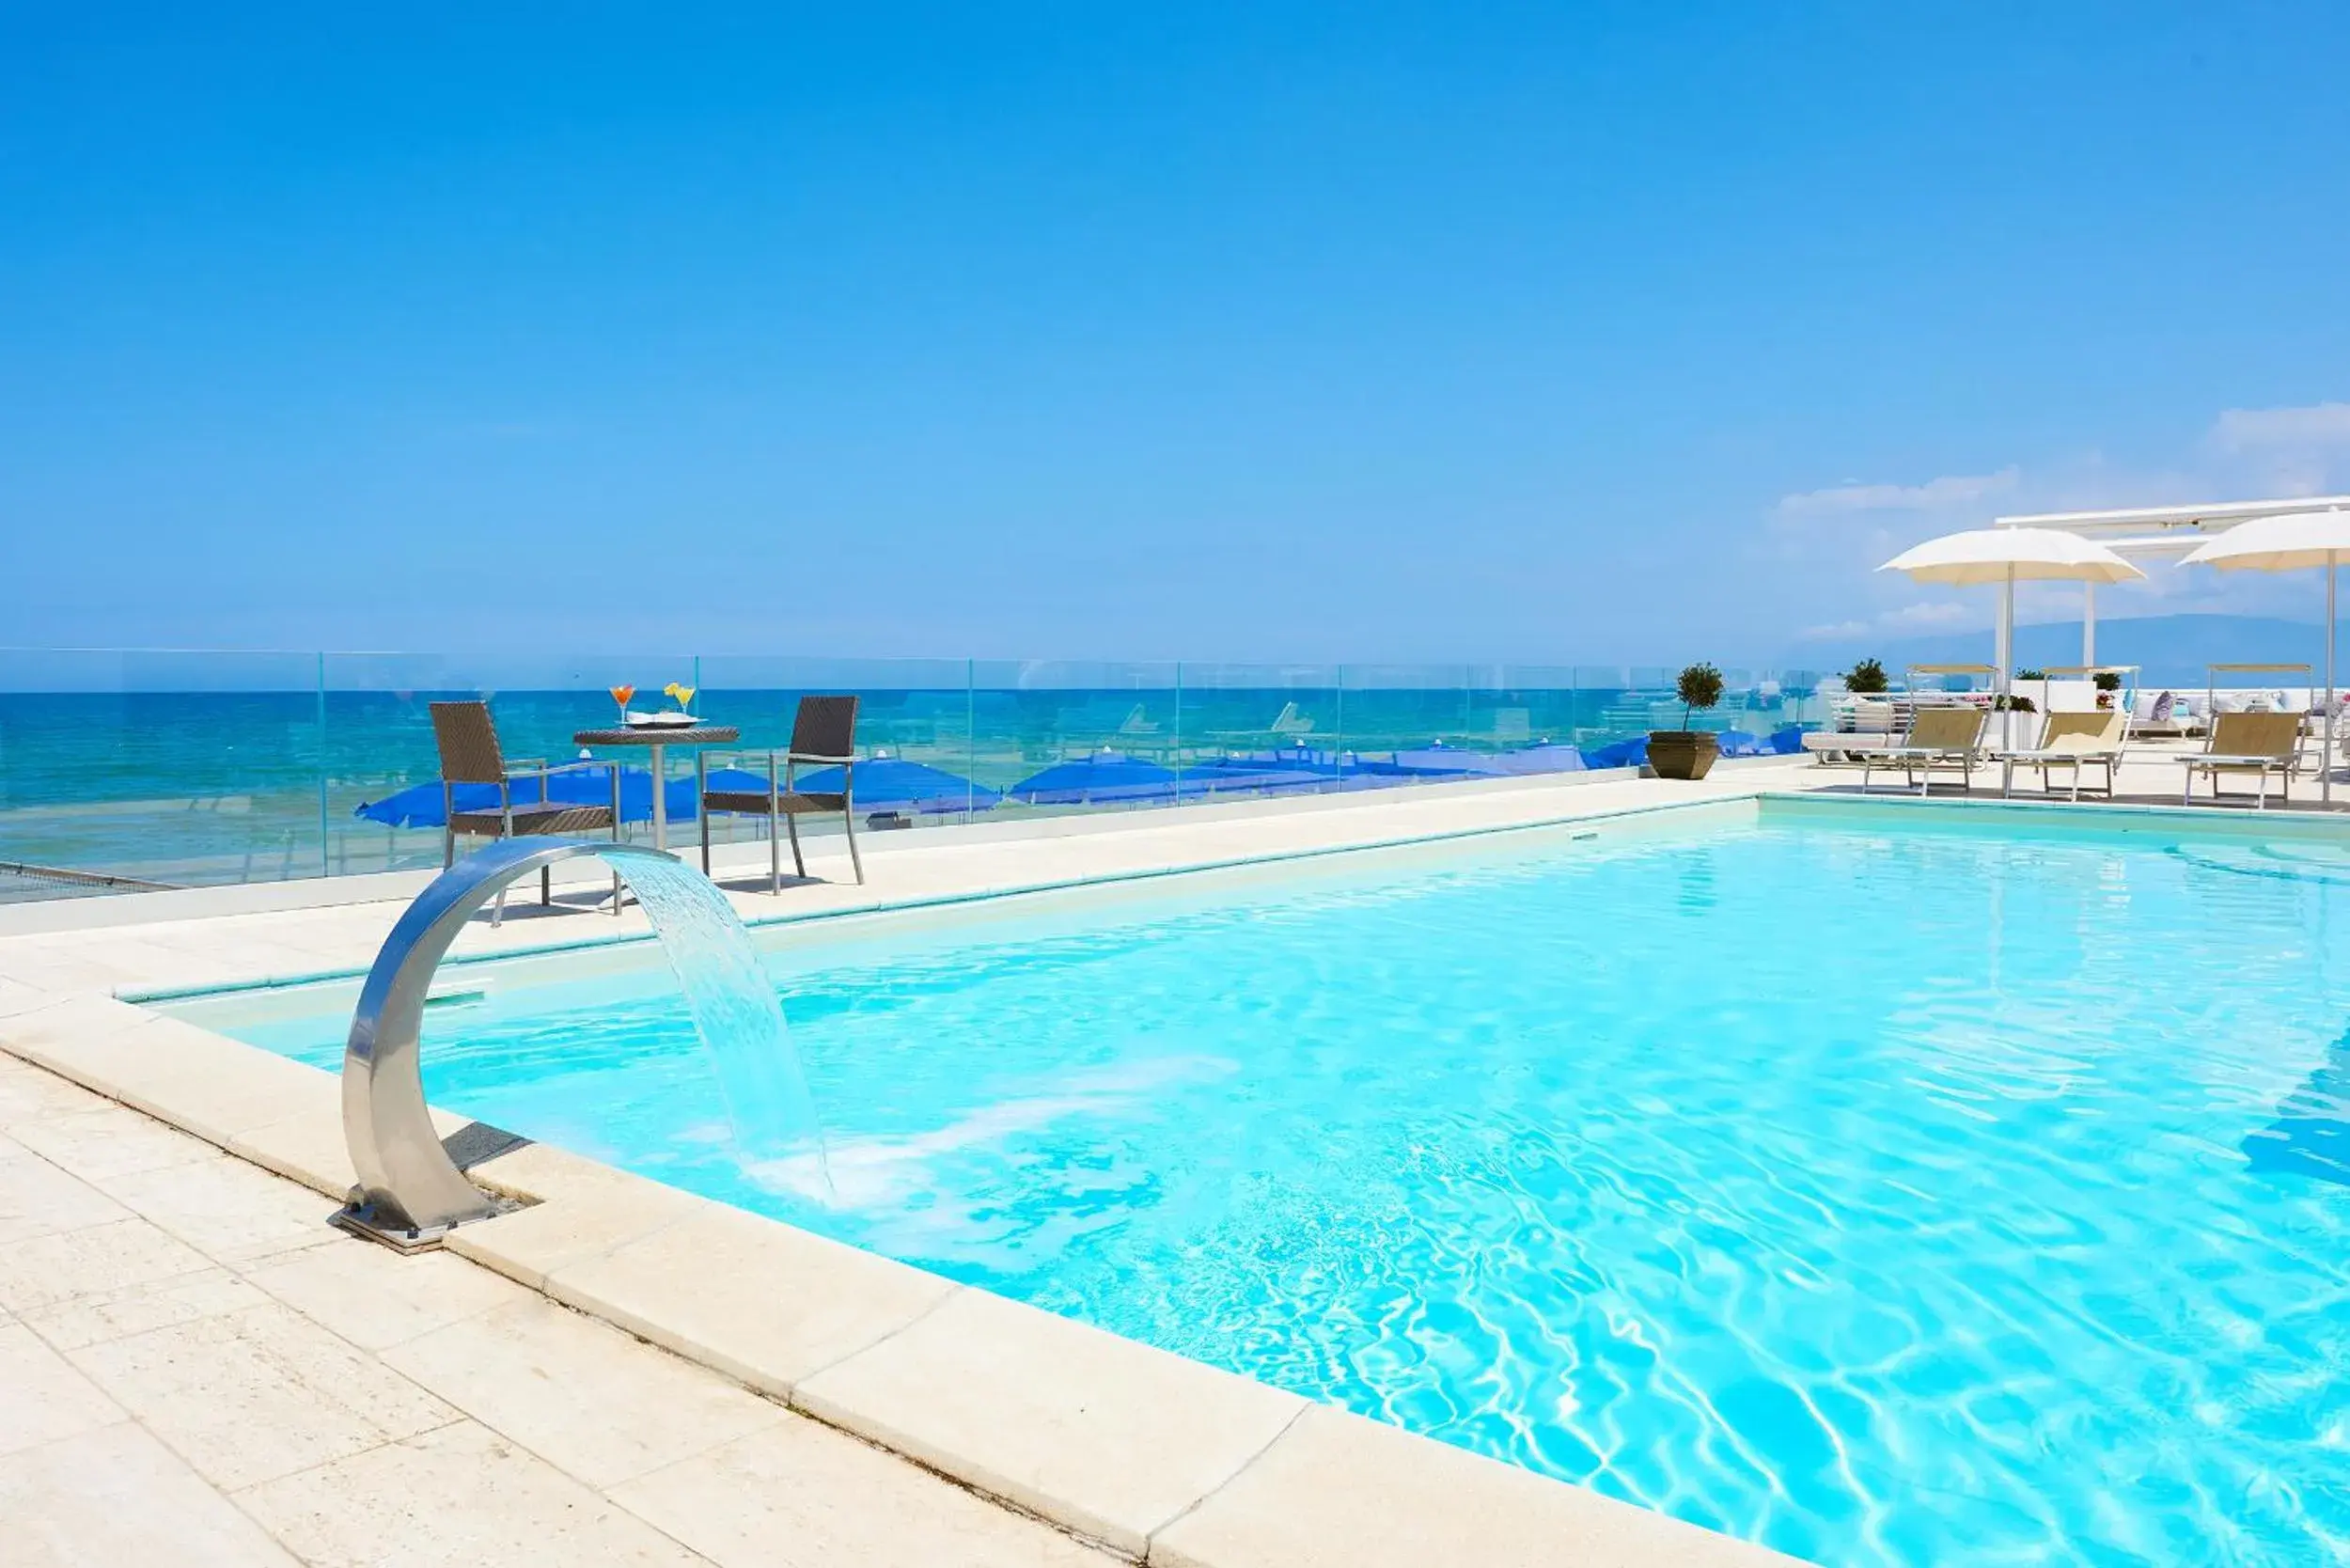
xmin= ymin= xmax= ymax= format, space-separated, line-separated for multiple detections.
xmin=572 ymin=725 xmax=740 ymax=852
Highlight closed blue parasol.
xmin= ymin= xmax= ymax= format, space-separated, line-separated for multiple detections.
xmin=1360 ymin=742 xmax=1515 ymax=778
xmin=1009 ymin=750 xmax=1183 ymax=805
xmin=1179 ymin=752 xmax=1332 ymax=796
xmin=1491 ymin=742 xmax=1589 ymax=776
xmin=1578 ymin=736 xmax=1648 ymax=769
xmin=784 ymin=758 xmax=1000 ymax=815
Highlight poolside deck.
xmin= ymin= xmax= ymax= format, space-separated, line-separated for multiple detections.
xmin=4 ymin=752 xmax=2330 ymax=1566
xmin=0 ymin=1056 xmax=1116 ymax=1568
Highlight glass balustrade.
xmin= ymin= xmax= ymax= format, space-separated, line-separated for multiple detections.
xmin=0 ymin=648 xmax=1825 ymax=901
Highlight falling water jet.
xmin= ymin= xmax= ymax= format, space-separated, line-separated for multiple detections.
xmin=334 ymin=838 xmax=829 ymax=1251
xmin=614 ymin=852 xmax=833 ymax=1193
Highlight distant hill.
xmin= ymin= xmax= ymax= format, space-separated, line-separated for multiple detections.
xmin=1791 ymin=614 xmax=2332 ymax=686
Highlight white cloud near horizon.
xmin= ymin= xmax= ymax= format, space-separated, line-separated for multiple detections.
xmin=1795 ymin=599 xmax=1974 ymax=641
xmin=2203 ymin=401 xmax=2350 ymax=497
xmin=2209 ymin=401 xmax=2350 ymax=453
xmin=1773 ymin=466 xmax=2019 ymax=520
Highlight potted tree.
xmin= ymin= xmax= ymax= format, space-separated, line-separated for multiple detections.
xmin=1649 ymin=663 xmax=1725 ymax=779
xmin=1845 ymin=657 xmax=1888 ymax=695
xmin=2094 ymin=670 xmax=2122 ymax=710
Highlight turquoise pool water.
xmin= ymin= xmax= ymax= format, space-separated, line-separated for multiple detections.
xmin=200 ymin=801 xmax=2350 ymax=1564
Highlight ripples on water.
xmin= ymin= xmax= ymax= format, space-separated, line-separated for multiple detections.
xmin=247 ymin=815 xmax=2350 ymax=1565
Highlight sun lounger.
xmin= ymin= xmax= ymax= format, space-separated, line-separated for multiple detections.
xmin=2182 ymin=712 xmax=2303 ymax=809
xmin=1994 ymin=710 xmax=2125 ymax=802
xmin=1858 ymin=705 xmax=1987 ymax=796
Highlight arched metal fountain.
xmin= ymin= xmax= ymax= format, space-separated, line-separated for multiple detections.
xmin=334 ymin=837 xmax=823 ymax=1250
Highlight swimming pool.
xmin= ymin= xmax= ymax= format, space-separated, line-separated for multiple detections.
xmin=175 ymin=797 xmax=2350 ymax=1565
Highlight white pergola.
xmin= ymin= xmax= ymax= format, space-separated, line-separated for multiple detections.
xmin=1992 ymin=495 xmax=2350 ymax=671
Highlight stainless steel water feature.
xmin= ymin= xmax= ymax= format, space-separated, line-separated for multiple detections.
xmin=335 ymin=837 xmax=727 ymax=1249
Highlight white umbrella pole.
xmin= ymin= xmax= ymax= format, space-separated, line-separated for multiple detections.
xmin=2082 ymin=582 xmax=2096 ymax=669
xmin=2002 ymin=564 xmax=2021 ymax=710
xmin=2327 ymin=552 xmax=2337 ymax=806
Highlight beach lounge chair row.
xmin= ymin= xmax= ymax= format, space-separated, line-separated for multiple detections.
xmin=1852 ymin=706 xmax=2311 ymax=808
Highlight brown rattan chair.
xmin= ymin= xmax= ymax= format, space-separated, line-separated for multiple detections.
xmin=430 ymin=700 xmax=623 ymax=925
xmin=699 ymin=695 xmax=863 ymax=892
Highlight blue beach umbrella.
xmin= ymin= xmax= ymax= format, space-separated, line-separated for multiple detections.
xmin=786 ymin=759 xmax=1001 ymax=815
xmin=1176 ymin=760 xmax=1328 ymax=797
xmin=354 ymin=764 xmax=659 ymax=828
xmin=1008 ymin=750 xmax=1183 ymax=805
xmin=1195 ymin=745 xmax=1355 ymax=778
xmin=1713 ymin=729 xmax=1764 ymax=758
xmin=1491 ymin=742 xmax=1590 ymax=776
xmin=1362 ymin=742 xmax=1515 ymax=778
xmin=1578 ymin=736 xmax=1649 ymax=770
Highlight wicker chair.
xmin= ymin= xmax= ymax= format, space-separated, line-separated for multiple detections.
xmin=699 ymin=695 xmax=863 ymax=893
xmin=429 ymin=701 xmax=622 ymax=925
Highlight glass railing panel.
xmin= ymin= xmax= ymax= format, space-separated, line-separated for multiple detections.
xmin=692 ymin=656 xmax=982 ymax=842
xmin=0 ymin=648 xmax=324 ymax=897
xmin=1775 ymin=668 xmax=1832 ymax=730
xmin=1457 ymin=665 xmax=1588 ymax=774
xmin=1567 ymin=665 xmax=1678 ymax=746
xmin=967 ymin=660 xmax=1182 ymax=819
xmin=321 ymin=650 xmax=696 ymax=877
xmin=1333 ymin=665 xmax=1486 ymax=791
xmin=1711 ymin=667 xmax=1814 ymax=747
xmin=1173 ymin=664 xmax=1344 ymax=803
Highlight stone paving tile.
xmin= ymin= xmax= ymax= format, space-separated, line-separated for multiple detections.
xmin=67 ymin=1301 xmax=462 ymax=1491
xmin=533 ymin=1199 xmax=957 ymax=1397
xmin=0 ymin=1138 xmax=133 ymax=1247
xmin=0 ymin=976 xmax=56 ymax=1020
xmin=15 ymin=1264 xmax=269 ymax=1353
xmin=0 ymin=1215 xmax=215 ymax=1313
xmin=0 ymin=1421 xmax=303 ymax=1568
xmin=237 ymin=1419 xmax=713 ymax=1568
xmin=0 ymin=1057 xmax=97 ymax=1124
xmin=227 ymin=1103 xmax=362 ymax=1195
xmin=1150 ymin=1401 xmax=1799 ymax=1568
xmin=613 ymin=1415 xmax=1120 ymax=1568
xmin=382 ymin=1296 xmax=788 ymax=1489
xmin=449 ymin=1142 xmax=709 ymax=1289
xmin=0 ymin=1320 xmax=126 ymax=1458
xmin=0 ymin=991 xmax=162 ymax=1055
xmin=89 ymin=1150 xmax=343 ymax=1264
xmin=9 ymin=1102 xmax=221 ymax=1183
xmin=795 ymin=1284 xmax=1305 ymax=1555
xmin=71 ymin=1012 xmax=345 ymax=1151
xmin=243 ymin=1235 xmax=534 ymax=1351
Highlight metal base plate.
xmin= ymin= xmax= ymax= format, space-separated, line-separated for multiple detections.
xmin=330 ymin=1195 xmax=525 ymax=1254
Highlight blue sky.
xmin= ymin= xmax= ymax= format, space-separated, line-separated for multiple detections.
xmin=6 ymin=5 xmax=2348 ymax=665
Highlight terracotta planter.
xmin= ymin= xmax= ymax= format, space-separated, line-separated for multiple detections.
xmin=1647 ymin=730 xmax=1719 ymax=780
